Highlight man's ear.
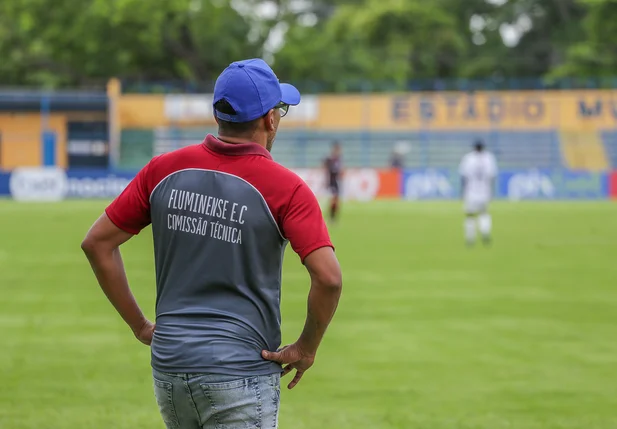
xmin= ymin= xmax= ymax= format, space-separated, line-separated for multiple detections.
xmin=264 ymin=109 xmax=276 ymax=131
xmin=213 ymin=115 xmax=220 ymax=125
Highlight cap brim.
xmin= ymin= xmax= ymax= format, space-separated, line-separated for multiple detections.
xmin=280 ymin=83 xmax=301 ymax=106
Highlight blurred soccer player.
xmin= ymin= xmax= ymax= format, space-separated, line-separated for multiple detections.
xmin=81 ymin=59 xmax=342 ymax=429
xmin=459 ymin=139 xmax=498 ymax=246
xmin=323 ymin=141 xmax=342 ymax=223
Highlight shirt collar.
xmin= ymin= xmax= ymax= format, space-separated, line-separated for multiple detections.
xmin=203 ymin=134 xmax=273 ymax=160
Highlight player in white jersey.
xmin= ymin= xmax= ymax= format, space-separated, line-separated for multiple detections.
xmin=458 ymin=140 xmax=498 ymax=246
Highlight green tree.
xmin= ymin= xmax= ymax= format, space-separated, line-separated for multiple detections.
xmin=0 ymin=0 xmax=606 ymax=90
xmin=451 ymin=0 xmax=588 ymax=81
xmin=549 ymin=0 xmax=617 ymax=81
xmin=0 ymin=0 xmax=259 ymax=88
xmin=274 ymin=0 xmax=466 ymax=91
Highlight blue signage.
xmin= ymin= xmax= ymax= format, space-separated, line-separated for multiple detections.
xmin=0 ymin=168 xmax=610 ymax=201
xmin=402 ymin=168 xmax=460 ymax=200
xmin=65 ymin=169 xmax=136 ymax=198
xmin=498 ymin=169 xmax=608 ymax=200
xmin=0 ymin=172 xmax=10 ymax=196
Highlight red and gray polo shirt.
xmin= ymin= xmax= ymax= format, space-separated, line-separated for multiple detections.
xmin=105 ymin=135 xmax=334 ymax=376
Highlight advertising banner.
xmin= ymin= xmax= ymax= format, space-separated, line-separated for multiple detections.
xmin=0 ymin=172 xmax=10 ymax=196
xmin=65 ymin=170 xmax=135 ymax=199
xmin=610 ymin=171 xmax=617 ymax=199
xmin=402 ymin=169 xmax=460 ymax=200
xmin=292 ymin=168 xmax=401 ymax=201
xmin=4 ymin=168 xmax=135 ymax=201
xmin=498 ymin=169 xmax=608 ymax=200
xmin=9 ymin=167 xmax=68 ymax=202
xmin=4 ymin=167 xmax=403 ymax=202
xmin=2 ymin=167 xmax=611 ymax=201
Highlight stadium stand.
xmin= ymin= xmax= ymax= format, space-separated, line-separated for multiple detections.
xmin=265 ymin=130 xmax=563 ymax=169
xmin=600 ymin=130 xmax=617 ymax=168
xmin=560 ymin=130 xmax=609 ymax=171
xmin=117 ymin=128 xmax=566 ymax=170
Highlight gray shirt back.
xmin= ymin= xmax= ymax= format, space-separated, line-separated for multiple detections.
xmin=149 ymin=168 xmax=285 ymax=375
xmin=104 ymin=138 xmax=333 ymax=376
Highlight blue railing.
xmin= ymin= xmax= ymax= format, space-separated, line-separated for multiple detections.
xmin=0 ymin=89 xmax=107 ymax=112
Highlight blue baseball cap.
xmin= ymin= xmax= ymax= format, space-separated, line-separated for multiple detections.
xmin=213 ymin=58 xmax=301 ymax=123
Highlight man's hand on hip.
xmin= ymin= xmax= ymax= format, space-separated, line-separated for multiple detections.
xmin=261 ymin=343 xmax=315 ymax=390
xmin=262 ymin=247 xmax=342 ymax=390
xmin=134 ymin=320 xmax=156 ymax=346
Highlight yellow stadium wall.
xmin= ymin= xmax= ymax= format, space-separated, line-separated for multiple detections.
xmin=0 ymin=113 xmax=67 ymax=170
xmin=317 ymin=90 xmax=617 ymax=130
xmin=117 ymin=90 xmax=617 ymax=132
xmin=117 ymin=95 xmax=168 ymax=128
xmin=376 ymin=90 xmax=617 ymax=131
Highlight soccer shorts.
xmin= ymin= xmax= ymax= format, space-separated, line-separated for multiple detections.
xmin=464 ymin=198 xmax=489 ymax=215
xmin=328 ymin=181 xmax=340 ymax=196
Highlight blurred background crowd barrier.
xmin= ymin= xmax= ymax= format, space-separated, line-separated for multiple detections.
xmin=1 ymin=78 xmax=617 ymax=202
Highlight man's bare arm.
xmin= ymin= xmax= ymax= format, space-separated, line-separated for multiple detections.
xmin=262 ymin=246 xmax=342 ymax=389
xmin=297 ymin=247 xmax=343 ymax=355
xmin=81 ymin=213 xmax=154 ymax=344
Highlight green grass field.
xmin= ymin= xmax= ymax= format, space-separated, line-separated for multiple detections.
xmin=1 ymin=200 xmax=617 ymax=429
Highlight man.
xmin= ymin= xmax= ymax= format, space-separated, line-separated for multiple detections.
xmin=323 ymin=141 xmax=342 ymax=223
xmin=390 ymin=141 xmax=409 ymax=170
xmin=81 ymin=58 xmax=343 ymax=429
xmin=390 ymin=151 xmax=404 ymax=169
xmin=458 ymin=139 xmax=498 ymax=246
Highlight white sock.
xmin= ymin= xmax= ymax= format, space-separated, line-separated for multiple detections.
xmin=478 ymin=213 xmax=492 ymax=238
xmin=465 ymin=218 xmax=477 ymax=243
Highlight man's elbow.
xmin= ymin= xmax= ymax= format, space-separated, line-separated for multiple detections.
xmin=304 ymin=247 xmax=343 ymax=292
xmin=315 ymin=269 xmax=343 ymax=292
xmin=80 ymin=235 xmax=98 ymax=257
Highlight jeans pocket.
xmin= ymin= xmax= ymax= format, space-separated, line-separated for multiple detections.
xmin=153 ymin=377 xmax=181 ymax=429
xmin=201 ymin=377 xmax=262 ymax=429
xmin=268 ymin=373 xmax=280 ymax=407
xmin=265 ymin=374 xmax=281 ymax=429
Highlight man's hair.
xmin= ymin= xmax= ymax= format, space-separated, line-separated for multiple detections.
xmin=214 ymin=99 xmax=261 ymax=135
xmin=474 ymin=140 xmax=485 ymax=151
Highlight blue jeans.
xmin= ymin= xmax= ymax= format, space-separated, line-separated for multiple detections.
xmin=152 ymin=369 xmax=281 ymax=429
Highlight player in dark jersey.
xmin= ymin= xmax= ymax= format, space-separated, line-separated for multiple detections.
xmin=323 ymin=141 xmax=342 ymax=223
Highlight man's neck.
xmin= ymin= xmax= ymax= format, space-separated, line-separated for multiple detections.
xmin=217 ymin=134 xmax=266 ymax=149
